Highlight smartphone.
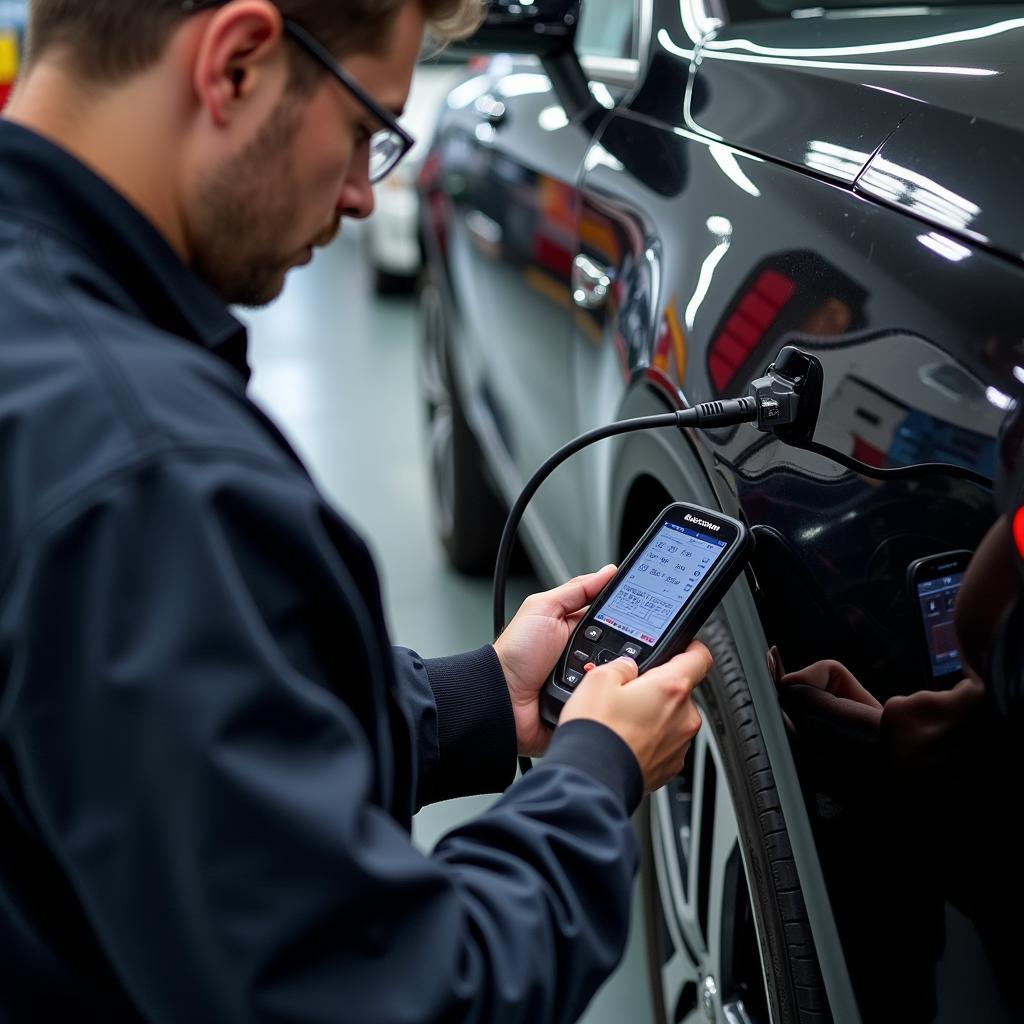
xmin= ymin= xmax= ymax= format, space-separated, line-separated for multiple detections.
xmin=906 ymin=550 xmax=972 ymax=681
xmin=540 ymin=502 xmax=752 ymax=727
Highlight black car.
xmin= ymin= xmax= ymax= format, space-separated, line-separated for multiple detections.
xmin=417 ymin=1 xmax=1024 ymax=1021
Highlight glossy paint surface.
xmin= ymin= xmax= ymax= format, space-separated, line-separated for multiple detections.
xmin=420 ymin=1 xmax=1024 ymax=1019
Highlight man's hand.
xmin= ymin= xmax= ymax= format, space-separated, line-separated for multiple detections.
xmin=494 ymin=565 xmax=618 ymax=758
xmin=561 ymin=645 xmax=712 ymax=792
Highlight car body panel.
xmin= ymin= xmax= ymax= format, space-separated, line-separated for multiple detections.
xmin=421 ymin=57 xmax=606 ymax=577
xmin=857 ymin=101 xmax=1024 ymax=260
xmin=420 ymin=1 xmax=1024 ymax=1018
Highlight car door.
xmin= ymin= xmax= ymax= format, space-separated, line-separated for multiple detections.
xmin=428 ymin=61 xmax=586 ymax=576
xmin=429 ymin=0 xmax=643 ymax=578
xmin=573 ymin=0 xmax=1024 ymax=1020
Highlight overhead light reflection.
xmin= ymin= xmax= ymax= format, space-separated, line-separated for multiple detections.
xmin=679 ymin=0 xmax=722 ymax=44
xmin=860 ymin=157 xmax=981 ymax=232
xmin=447 ymin=76 xmax=491 ymax=110
xmin=709 ymin=143 xmax=762 ymax=196
xmin=826 ymin=5 xmax=931 ymax=16
xmin=496 ymin=73 xmax=551 ymax=98
xmin=686 ymin=218 xmax=732 ymax=330
xmin=804 ymin=140 xmax=870 ymax=180
xmin=698 ymin=48 xmax=995 ymax=76
xmin=584 ymin=144 xmax=624 ymax=173
xmin=917 ymin=231 xmax=972 ymax=262
xmin=657 ymin=27 xmax=697 ymax=59
xmin=987 ymin=386 xmax=1014 ymax=410
xmin=589 ymin=82 xmax=616 ymax=109
xmin=538 ymin=105 xmax=569 ymax=131
xmin=703 ymin=15 xmax=1024 ymax=58
xmin=1014 ymin=365 xmax=1024 ymax=386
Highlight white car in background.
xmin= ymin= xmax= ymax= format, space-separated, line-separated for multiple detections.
xmin=365 ymin=57 xmax=470 ymax=294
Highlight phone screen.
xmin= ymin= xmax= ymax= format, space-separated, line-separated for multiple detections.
xmin=593 ymin=521 xmax=728 ymax=646
xmin=916 ymin=571 xmax=964 ymax=677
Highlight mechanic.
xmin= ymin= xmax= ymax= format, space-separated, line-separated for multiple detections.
xmin=0 ymin=1 xmax=712 ymax=1020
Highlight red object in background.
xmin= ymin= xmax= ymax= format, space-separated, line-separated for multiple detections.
xmin=1013 ymin=506 xmax=1024 ymax=560
xmin=851 ymin=435 xmax=887 ymax=469
xmin=0 ymin=83 xmax=11 ymax=110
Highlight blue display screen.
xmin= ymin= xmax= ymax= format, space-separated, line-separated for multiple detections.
xmin=917 ymin=572 xmax=964 ymax=677
xmin=594 ymin=522 xmax=727 ymax=646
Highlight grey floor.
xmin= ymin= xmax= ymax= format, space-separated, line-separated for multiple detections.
xmin=242 ymin=225 xmax=653 ymax=1024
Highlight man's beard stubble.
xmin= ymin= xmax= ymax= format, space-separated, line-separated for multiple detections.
xmin=192 ymin=99 xmax=322 ymax=308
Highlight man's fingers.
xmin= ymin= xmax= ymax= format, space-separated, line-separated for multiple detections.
xmin=630 ymin=642 xmax=712 ymax=694
xmin=543 ymin=564 xmax=617 ymax=618
xmin=583 ymin=655 xmax=639 ymax=688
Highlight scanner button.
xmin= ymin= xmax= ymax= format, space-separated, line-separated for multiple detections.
xmin=563 ymin=669 xmax=583 ymax=689
xmin=595 ymin=649 xmax=617 ymax=665
xmin=571 ymin=648 xmax=593 ymax=666
xmin=584 ymin=625 xmax=604 ymax=643
xmin=620 ymin=642 xmax=643 ymax=660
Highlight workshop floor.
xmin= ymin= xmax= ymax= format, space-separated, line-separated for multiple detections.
xmin=242 ymin=225 xmax=653 ymax=1024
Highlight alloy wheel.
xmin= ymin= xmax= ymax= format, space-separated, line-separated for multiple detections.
xmin=650 ymin=708 xmax=772 ymax=1024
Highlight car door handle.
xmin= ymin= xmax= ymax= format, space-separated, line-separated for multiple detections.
xmin=474 ymin=93 xmax=508 ymax=126
xmin=572 ymin=254 xmax=614 ymax=310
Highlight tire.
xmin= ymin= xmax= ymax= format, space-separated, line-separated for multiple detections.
xmin=418 ymin=277 xmax=506 ymax=575
xmin=642 ymin=617 xmax=830 ymax=1024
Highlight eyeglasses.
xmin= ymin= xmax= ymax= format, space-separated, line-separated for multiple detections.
xmin=181 ymin=0 xmax=415 ymax=183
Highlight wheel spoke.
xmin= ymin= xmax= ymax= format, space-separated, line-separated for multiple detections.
xmin=653 ymin=789 xmax=697 ymax=959
xmin=722 ymin=1000 xmax=754 ymax=1024
xmin=685 ymin=729 xmax=713 ymax=956
xmin=661 ymin=945 xmax=700 ymax=1011
xmin=704 ymin=765 xmax=741 ymax=986
xmin=428 ymin=414 xmax=455 ymax=533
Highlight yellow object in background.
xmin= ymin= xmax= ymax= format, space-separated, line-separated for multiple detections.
xmin=0 ymin=31 xmax=18 ymax=83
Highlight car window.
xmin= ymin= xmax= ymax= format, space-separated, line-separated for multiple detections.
xmin=575 ymin=0 xmax=636 ymax=60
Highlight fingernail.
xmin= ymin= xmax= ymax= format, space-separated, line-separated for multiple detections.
xmin=616 ymin=656 xmax=637 ymax=668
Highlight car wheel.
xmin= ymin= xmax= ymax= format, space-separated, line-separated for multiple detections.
xmin=642 ymin=617 xmax=829 ymax=1024
xmin=418 ymin=277 xmax=506 ymax=575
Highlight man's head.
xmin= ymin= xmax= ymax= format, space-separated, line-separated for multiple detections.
xmin=12 ymin=0 xmax=482 ymax=305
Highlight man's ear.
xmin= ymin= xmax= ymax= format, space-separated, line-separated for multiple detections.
xmin=190 ymin=0 xmax=286 ymax=128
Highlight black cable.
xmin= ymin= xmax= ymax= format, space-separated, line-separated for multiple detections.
xmin=788 ymin=438 xmax=993 ymax=489
xmin=495 ymin=399 xmax=759 ymax=777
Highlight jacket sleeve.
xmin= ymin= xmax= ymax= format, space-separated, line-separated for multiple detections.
xmin=393 ymin=645 xmax=519 ymax=808
xmin=4 ymin=449 xmax=644 ymax=1024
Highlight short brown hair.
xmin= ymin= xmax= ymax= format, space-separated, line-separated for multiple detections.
xmin=27 ymin=0 xmax=483 ymax=83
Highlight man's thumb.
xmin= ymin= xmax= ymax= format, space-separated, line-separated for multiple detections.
xmin=588 ymin=656 xmax=639 ymax=687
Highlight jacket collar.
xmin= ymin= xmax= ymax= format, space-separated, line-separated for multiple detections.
xmin=0 ymin=118 xmax=249 ymax=379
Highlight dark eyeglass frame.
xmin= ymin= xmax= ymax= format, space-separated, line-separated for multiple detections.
xmin=181 ymin=0 xmax=415 ymax=183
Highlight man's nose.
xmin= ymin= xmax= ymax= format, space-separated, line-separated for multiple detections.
xmin=338 ymin=149 xmax=375 ymax=221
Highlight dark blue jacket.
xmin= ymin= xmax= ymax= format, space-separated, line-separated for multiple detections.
xmin=0 ymin=118 xmax=643 ymax=1022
